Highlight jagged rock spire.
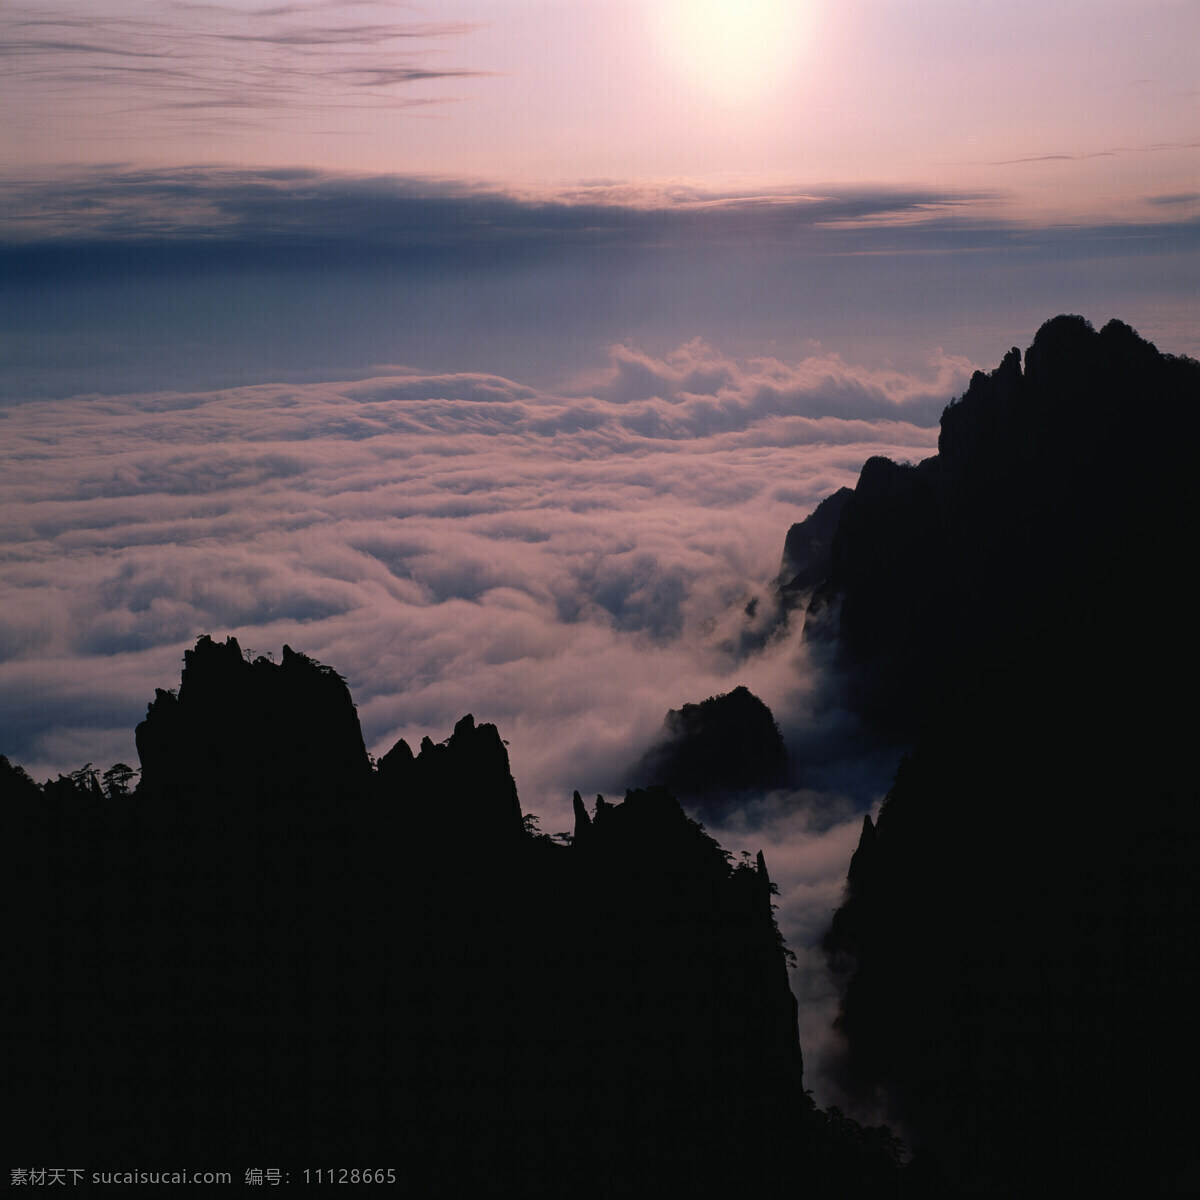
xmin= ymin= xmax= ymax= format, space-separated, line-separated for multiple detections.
xmin=756 ymin=848 xmax=770 ymax=887
xmin=572 ymin=790 xmax=592 ymax=842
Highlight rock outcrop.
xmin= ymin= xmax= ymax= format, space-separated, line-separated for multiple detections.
xmin=376 ymin=711 xmax=524 ymax=844
xmin=135 ymin=634 xmax=373 ymax=800
xmin=778 ymin=485 xmax=854 ymax=600
xmin=633 ymin=684 xmax=788 ymax=820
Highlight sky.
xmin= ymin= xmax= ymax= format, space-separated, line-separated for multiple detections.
xmin=1 ymin=0 xmax=1196 ymax=1110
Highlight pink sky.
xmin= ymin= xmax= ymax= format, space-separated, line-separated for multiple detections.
xmin=3 ymin=0 xmax=1196 ymax=224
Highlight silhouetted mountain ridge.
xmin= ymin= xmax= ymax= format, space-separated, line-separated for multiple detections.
xmin=10 ymin=314 xmax=1189 ymax=1195
xmin=6 ymin=635 xmax=902 ymax=1196
xmin=802 ymin=316 xmax=1199 ymax=1195
xmin=800 ymin=315 xmax=1199 ymax=734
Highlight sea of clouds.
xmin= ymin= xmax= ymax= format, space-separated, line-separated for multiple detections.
xmin=0 ymin=337 xmax=965 ymax=1105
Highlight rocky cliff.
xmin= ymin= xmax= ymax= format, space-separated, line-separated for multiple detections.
xmin=794 ymin=316 xmax=1199 ymax=739
xmin=9 ymin=638 xmax=873 ymax=1195
xmin=811 ymin=317 xmax=1199 ymax=1194
xmin=778 ymin=485 xmax=854 ymax=600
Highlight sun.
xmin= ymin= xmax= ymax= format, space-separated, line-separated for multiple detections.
xmin=655 ymin=0 xmax=814 ymax=104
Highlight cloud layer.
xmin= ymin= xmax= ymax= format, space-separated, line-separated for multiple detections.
xmin=0 ymin=339 xmax=952 ymax=779
xmin=0 ymin=164 xmax=995 ymax=251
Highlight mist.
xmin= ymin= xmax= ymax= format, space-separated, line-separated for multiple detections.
xmin=4 ymin=169 xmax=1197 ymax=404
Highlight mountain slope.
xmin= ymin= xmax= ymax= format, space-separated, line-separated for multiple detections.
xmin=803 ymin=315 xmax=1199 ymax=735
xmin=812 ymin=316 xmax=1199 ymax=1194
xmin=8 ymin=637 xmax=863 ymax=1195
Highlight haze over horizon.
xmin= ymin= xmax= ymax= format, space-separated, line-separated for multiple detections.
xmin=3 ymin=0 xmax=1196 ymax=394
xmin=3 ymin=0 xmax=1197 ymax=1115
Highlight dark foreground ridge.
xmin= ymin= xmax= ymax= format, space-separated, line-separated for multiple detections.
xmin=7 ymin=314 xmax=1196 ymax=1196
xmin=800 ymin=316 xmax=1199 ymax=1196
xmin=5 ymin=635 xmax=900 ymax=1197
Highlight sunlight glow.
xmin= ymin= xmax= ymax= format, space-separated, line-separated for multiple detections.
xmin=656 ymin=0 xmax=814 ymax=103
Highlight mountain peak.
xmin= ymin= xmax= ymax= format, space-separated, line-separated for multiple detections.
xmin=633 ymin=685 xmax=788 ymax=819
xmin=136 ymin=634 xmax=371 ymax=800
xmin=797 ymin=314 xmax=1200 ymax=733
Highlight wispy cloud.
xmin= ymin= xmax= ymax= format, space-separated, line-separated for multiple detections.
xmin=0 ymin=1 xmax=487 ymax=136
xmin=1148 ymin=192 xmax=1200 ymax=206
xmin=6 ymin=166 xmax=1197 ymax=267
xmin=0 ymin=164 xmax=1001 ymax=248
xmin=977 ymin=137 xmax=1200 ymax=167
